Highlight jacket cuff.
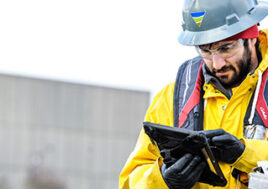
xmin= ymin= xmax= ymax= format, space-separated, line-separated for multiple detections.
xmin=148 ymin=158 xmax=170 ymax=189
xmin=232 ymin=138 xmax=259 ymax=173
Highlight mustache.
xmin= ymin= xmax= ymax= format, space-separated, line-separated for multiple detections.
xmin=212 ymin=66 xmax=234 ymax=74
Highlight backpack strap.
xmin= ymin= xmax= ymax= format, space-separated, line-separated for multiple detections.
xmin=173 ymin=56 xmax=204 ymax=130
xmin=256 ymin=69 xmax=268 ymax=127
xmin=244 ymin=68 xmax=268 ymax=127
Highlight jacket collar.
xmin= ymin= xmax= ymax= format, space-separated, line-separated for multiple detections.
xmin=202 ymin=64 xmax=232 ymax=99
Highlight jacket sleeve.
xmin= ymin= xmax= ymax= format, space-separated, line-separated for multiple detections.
xmin=232 ymin=138 xmax=268 ymax=173
xmin=119 ymin=83 xmax=175 ymax=189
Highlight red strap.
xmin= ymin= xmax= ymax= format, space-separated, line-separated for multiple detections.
xmin=256 ymin=69 xmax=268 ymax=127
xmin=179 ymin=62 xmax=203 ymax=128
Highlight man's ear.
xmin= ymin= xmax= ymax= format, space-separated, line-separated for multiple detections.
xmin=249 ymin=38 xmax=257 ymax=47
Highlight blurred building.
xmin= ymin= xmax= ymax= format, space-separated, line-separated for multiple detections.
xmin=0 ymin=74 xmax=150 ymax=189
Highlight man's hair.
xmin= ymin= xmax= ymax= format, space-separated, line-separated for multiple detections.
xmin=255 ymin=38 xmax=262 ymax=63
xmin=244 ymin=38 xmax=262 ymax=65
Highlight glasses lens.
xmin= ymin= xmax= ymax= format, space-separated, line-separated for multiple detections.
xmin=197 ymin=39 xmax=243 ymax=59
xmin=196 ymin=47 xmax=211 ymax=58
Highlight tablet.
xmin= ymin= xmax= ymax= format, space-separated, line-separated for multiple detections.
xmin=143 ymin=121 xmax=227 ymax=187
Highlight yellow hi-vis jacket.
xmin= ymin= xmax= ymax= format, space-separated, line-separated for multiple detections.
xmin=119 ymin=30 xmax=268 ymax=189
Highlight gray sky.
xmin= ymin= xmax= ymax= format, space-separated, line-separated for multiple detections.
xmin=1 ymin=0 xmax=268 ymax=98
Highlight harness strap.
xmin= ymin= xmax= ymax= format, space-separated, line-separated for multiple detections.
xmin=256 ymin=69 xmax=268 ymax=127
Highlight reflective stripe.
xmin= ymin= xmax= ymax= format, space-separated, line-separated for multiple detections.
xmin=182 ymin=59 xmax=193 ymax=105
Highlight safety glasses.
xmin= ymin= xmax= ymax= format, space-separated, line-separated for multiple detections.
xmin=196 ymin=39 xmax=244 ymax=59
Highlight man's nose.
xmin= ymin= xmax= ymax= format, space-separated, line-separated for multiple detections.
xmin=212 ymin=54 xmax=226 ymax=71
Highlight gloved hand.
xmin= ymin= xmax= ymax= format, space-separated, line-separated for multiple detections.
xmin=161 ymin=153 xmax=206 ymax=189
xmin=203 ymin=129 xmax=245 ymax=164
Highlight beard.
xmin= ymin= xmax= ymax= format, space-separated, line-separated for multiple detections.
xmin=212 ymin=45 xmax=252 ymax=88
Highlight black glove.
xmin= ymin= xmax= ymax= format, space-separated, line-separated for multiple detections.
xmin=161 ymin=153 xmax=206 ymax=189
xmin=203 ymin=129 xmax=245 ymax=164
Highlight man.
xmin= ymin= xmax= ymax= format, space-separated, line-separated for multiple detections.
xmin=120 ymin=0 xmax=268 ymax=188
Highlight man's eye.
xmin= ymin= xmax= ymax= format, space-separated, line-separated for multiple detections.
xmin=200 ymin=49 xmax=211 ymax=54
xmin=218 ymin=47 xmax=230 ymax=53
